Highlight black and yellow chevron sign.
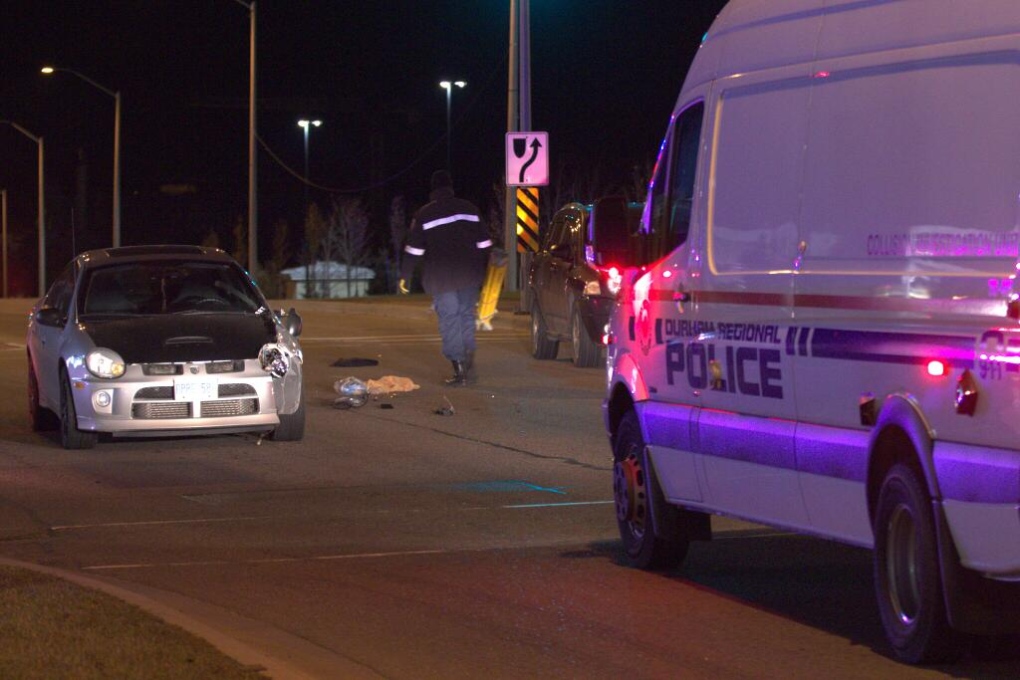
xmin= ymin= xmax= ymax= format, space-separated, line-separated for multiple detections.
xmin=516 ymin=187 xmax=540 ymax=253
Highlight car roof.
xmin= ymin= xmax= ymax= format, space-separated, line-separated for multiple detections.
xmin=76 ymin=245 xmax=238 ymax=269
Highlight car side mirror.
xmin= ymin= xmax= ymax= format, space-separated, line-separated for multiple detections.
xmin=283 ymin=307 xmax=303 ymax=337
xmin=35 ymin=307 xmax=66 ymax=328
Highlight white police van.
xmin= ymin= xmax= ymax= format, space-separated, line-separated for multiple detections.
xmin=604 ymin=0 xmax=1020 ymax=664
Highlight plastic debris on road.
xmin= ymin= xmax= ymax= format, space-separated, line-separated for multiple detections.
xmin=333 ymin=377 xmax=369 ymax=409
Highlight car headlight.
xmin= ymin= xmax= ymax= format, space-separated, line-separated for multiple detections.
xmin=86 ymin=349 xmax=126 ymax=379
xmin=259 ymin=344 xmax=290 ymax=378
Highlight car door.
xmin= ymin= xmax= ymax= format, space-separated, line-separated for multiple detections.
xmin=29 ymin=262 xmax=77 ymax=410
xmin=543 ymin=207 xmax=582 ymax=336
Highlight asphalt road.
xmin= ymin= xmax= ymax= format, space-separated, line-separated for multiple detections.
xmin=0 ymin=297 xmax=1017 ymax=679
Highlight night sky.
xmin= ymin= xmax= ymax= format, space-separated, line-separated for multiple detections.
xmin=1 ymin=1 xmax=727 ymax=294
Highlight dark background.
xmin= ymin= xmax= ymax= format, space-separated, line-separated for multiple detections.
xmin=1 ymin=1 xmax=728 ymax=294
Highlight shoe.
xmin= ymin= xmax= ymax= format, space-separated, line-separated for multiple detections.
xmin=464 ymin=351 xmax=477 ymax=384
xmin=444 ymin=361 xmax=467 ymax=386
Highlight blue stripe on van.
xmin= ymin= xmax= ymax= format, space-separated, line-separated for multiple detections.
xmin=935 ymin=442 xmax=1020 ymax=504
xmin=811 ymin=328 xmax=975 ymax=369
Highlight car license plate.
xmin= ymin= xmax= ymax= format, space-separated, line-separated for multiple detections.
xmin=174 ymin=380 xmax=216 ymax=401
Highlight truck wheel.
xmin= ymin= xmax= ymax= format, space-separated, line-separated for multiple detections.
xmin=571 ymin=307 xmax=601 ymax=368
xmin=873 ymin=463 xmax=964 ymax=663
xmin=530 ymin=306 xmax=558 ymax=360
xmin=613 ymin=411 xmax=687 ymax=570
xmin=59 ymin=368 xmax=97 ymax=450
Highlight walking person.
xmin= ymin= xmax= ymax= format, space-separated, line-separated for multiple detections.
xmin=399 ymin=170 xmax=492 ymax=385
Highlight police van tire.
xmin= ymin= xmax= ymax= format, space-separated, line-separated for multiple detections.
xmin=531 ymin=306 xmax=558 ymax=360
xmin=613 ymin=411 xmax=688 ymax=570
xmin=59 ymin=367 xmax=97 ymax=450
xmin=571 ymin=307 xmax=601 ymax=368
xmin=873 ymin=463 xmax=965 ymax=664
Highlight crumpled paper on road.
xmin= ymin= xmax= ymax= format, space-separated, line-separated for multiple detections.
xmin=366 ymin=375 xmax=420 ymax=395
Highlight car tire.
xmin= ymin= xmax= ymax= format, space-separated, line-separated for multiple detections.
xmin=28 ymin=355 xmax=57 ymax=432
xmin=571 ymin=306 xmax=601 ymax=368
xmin=873 ymin=463 xmax=965 ymax=664
xmin=270 ymin=390 xmax=306 ymax=441
xmin=530 ymin=305 xmax=559 ymax=360
xmin=59 ymin=367 xmax=97 ymax=450
xmin=613 ymin=410 xmax=688 ymax=570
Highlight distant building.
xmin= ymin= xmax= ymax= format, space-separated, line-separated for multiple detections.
xmin=281 ymin=261 xmax=376 ymax=299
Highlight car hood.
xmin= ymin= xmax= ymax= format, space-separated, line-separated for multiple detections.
xmin=82 ymin=314 xmax=277 ymax=364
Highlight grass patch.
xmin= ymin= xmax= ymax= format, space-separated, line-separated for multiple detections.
xmin=0 ymin=566 xmax=266 ymax=679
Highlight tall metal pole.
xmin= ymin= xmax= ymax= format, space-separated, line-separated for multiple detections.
xmin=3 ymin=121 xmax=45 ymax=294
xmin=40 ymin=67 xmax=120 ymax=247
xmin=37 ymin=136 xmax=45 ymax=296
xmin=504 ymin=0 xmax=520 ymax=292
xmin=112 ymin=90 xmax=121 ymax=246
xmin=445 ymin=84 xmax=453 ymax=170
xmin=247 ymin=1 xmax=258 ymax=274
xmin=1 ymin=189 xmax=7 ymax=298
xmin=303 ymin=122 xmax=310 ymax=209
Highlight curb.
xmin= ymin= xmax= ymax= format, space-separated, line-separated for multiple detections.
xmin=0 ymin=556 xmax=384 ymax=680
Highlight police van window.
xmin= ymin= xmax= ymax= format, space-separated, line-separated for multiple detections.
xmin=668 ymin=102 xmax=704 ymax=247
xmin=643 ymin=102 xmax=704 ymax=262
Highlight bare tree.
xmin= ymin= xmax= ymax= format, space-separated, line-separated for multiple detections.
xmin=323 ymin=196 xmax=370 ymax=297
xmin=302 ymin=203 xmax=327 ymax=298
xmin=387 ymin=195 xmax=407 ymax=292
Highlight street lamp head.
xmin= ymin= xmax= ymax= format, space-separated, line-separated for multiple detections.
xmin=40 ymin=66 xmax=55 ymax=75
xmin=439 ymin=80 xmax=452 ymax=91
xmin=455 ymin=81 xmax=467 ymax=89
xmin=298 ymin=119 xmax=322 ymax=129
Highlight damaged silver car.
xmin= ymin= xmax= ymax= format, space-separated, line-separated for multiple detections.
xmin=27 ymin=245 xmax=305 ymax=449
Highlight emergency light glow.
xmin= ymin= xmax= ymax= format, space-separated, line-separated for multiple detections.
xmin=927 ymin=359 xmax=948 ymax=377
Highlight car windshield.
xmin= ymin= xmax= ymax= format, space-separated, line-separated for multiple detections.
xmin=78 ymin=261 xmax=263 ymax=317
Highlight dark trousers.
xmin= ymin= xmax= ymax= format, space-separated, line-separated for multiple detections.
xmin=433 ymin=286 xmax=479 ymax=362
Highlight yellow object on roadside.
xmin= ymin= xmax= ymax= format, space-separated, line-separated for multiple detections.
xmin=476 ymin=249 xmax=508 ymax=331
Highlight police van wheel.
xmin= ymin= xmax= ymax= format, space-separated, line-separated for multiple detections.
xmin=873 ymin=463 xmax=965 ymax=664
xmin=613 ymin=411 xmax=687 ymax=570
xmin=531 ymin=306 xmax=558 ymax=360
xmin=571 ymin=307 xmax=601 ymax=368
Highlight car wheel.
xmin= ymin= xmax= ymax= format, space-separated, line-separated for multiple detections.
xmin=270 ymin=390 xmax=306 ymax=441
xmin=613 ymin=411 xmax=688 ymax=570
xmin=530 ymin=305 xmax=558 ymax=360
xmin=571 ymin=306 xmax=601 ymax=368
xmin=59 ymin=368 xmax=97 ymax=450
xmin=873 ymin=463 xmax=965 ymax=663
xmin=28 ymin=356 xmax=57 ymax=432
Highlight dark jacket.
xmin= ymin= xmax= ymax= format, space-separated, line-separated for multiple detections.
xmin=400 ymin=186 xmax=492 ymax=294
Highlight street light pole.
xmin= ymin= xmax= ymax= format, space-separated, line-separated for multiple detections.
xmin=297 ymin=119 xmax=322 ymax=212
xmin=439 ymin=80 xmax=466 ymax=172
xmin=231 ymin=0 xmax=258 ymax=274
xmin=1 ymin=120 xmax=45 ymax=296
xmin=40 ymin=66 xmax=121 ymax=247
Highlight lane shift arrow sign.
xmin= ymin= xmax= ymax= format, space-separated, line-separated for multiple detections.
xmin=505 ymin=132 xmax=549 ymax=186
